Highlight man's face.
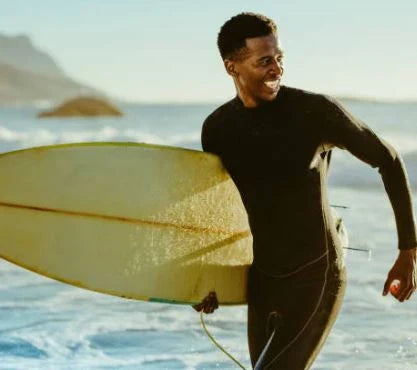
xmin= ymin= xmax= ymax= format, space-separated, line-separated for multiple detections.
xmin=225 ymin=33 xmax=284 ymax=107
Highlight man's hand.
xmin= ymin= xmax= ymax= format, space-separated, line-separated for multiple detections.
xmin=192 ymin=291 xmax=219 ymax=314
xmin=383 ymin=247 xmax=417 ymax=302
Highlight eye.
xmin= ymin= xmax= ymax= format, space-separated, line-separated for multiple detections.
xmin=259 ymin=55 xmax=283 ymax=67
xmin=259 ymin=58 xmax=271 ymax=66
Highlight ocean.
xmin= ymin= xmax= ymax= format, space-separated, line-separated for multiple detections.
xmin=0 ymin=98 xmax=416 ymax=369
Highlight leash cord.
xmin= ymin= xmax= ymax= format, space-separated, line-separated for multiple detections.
xmin=199 ymin=311 xmax=246 ymax=369
xmin=253 ymin=328 xmax=276 ymax=370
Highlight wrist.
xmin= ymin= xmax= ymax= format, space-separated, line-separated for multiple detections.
xmin=399 ymin=247 xmax=417 ymax=258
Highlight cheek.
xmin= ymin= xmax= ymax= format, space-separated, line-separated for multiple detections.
xmin=241 ymin=71 xmax=263 ymax=89
xmin=251 ymin=76 xmax=267 ymax=94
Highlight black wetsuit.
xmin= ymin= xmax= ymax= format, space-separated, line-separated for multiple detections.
xmin=201 ymin=86 xmax=416 ymax=369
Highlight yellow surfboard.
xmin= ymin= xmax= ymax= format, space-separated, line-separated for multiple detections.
xmin=0 ymin=142 xmax=253 ymax=305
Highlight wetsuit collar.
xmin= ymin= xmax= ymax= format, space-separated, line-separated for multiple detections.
xmin=233 ymin=85 xmax=286 ymax=111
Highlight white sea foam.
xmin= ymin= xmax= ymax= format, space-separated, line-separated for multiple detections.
xmin=0 ymin=103 xmax=416 ymax=369
xmin=0 ymin=126 xmax=202 ymax=151
xmin=0 ymin=126 xmax=54 ymax=143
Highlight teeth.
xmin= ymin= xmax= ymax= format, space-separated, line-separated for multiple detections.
xmin=265 ymin=80 xmax=279 ymax=89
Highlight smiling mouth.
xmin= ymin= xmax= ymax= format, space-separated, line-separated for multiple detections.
xmin=264 ymin=79 xmax=280 ymax=90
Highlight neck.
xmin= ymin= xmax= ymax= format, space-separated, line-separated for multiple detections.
xmin=233 ymin=81 xmax=259 ymax=108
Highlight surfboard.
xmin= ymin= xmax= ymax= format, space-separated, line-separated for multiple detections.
xmin=0 ymin=142 xmax=348 ymax=305
xmin=0 ymin=142 xmax=253 ymax=305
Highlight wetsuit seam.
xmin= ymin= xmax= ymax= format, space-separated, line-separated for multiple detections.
xmin=263 ymin=261 xmax=330 ymax=368
xmin=253 ymin=250 xmax=328 ymax=279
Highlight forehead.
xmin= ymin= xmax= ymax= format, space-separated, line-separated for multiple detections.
xmin=243 ymin=34 xmax=282 ymax=59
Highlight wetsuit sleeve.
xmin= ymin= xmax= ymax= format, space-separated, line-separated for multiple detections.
xmin=320 ymin=95 xmax=417 ymax=250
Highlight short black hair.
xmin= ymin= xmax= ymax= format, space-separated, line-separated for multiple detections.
xmin=217 ymin=12 xmax=277 ymax=60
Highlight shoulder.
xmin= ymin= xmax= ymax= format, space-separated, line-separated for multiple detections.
xmin=201 ymin=99 xmax=236 ymax=141
xmin=284 ymin=86 xmax=349 ymax=119
xmin=201 ymin=98 xmax=236 ymax=153
xmin=202 ymin=98 xmax=236 ymax=131
xmin=281 ymin=85 xmax=334 ymax=107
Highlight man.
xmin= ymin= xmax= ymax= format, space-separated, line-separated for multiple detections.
xmin=196 ymin=12 xmax=417 ymax=369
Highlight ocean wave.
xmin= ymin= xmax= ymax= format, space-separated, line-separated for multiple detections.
xmin=0 ymin=126 xmax=416 ymax=190
xmin=0 ymin=338 xmax=47 ymax=359
xmin=329 ymin=149 xmax=417 ymax=189
xmin=0 ymin=126 xmax=201 ymax=151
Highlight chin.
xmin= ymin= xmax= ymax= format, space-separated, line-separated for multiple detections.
xmin=261 ymin=89 xmax=280 ymax=101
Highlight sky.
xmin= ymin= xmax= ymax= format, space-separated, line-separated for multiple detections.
xmin=1 ymin=0 xmax=417 ymax=103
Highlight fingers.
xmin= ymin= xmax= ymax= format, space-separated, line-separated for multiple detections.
xmin=192 ymin=291 xmax=219 ymax=314
xmin=407 ymin=275 xmax=417 ymax=300
xmin=192 ymin=302 xmax=203 ymax=312
xmin=397 ymin=281 xmax=410 ymax=302
xmin=210 ymin=291 xmax=219 ymax=309
xmin=405 ymin=288 xmax=414 ymax=301
xmin=391 ymin=279 xmax=416 ymax=302
xmin=383 ymin=276 xmax=393 ymax=296
xmin=383 ymin=274 xmax=417 ymax=302
xmin=400 ymin=279 xmax=416 ymax=301
xmin=203 ymin=292 xmax=219 ymax=314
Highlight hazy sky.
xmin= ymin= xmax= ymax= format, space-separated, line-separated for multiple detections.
xmin=2 ymin=0 xmax=416 ymax=102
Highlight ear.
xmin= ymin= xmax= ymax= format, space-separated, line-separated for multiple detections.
xmin=224 ymin=59 xmax=238 ymax=77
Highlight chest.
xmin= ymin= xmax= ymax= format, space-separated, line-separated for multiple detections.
xmin=231 ymin=111 xmax=321 ymax=172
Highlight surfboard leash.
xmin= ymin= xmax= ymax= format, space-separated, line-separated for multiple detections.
xmin=199 ymin=311 xmax=247 ymax=369
xmin=199 ymin=310 xmax=279 ymax=369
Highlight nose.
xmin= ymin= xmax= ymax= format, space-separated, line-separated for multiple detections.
xmin=270 ymin=60 xmax=283 ymax=78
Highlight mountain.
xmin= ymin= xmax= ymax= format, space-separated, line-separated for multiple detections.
xmin=0 ymin=63 xmax=102 ymax=104
xmin=0 ymin=33 xmax=103 ymax=105
xmin=0 ymin=34 xmax=66 ymax=78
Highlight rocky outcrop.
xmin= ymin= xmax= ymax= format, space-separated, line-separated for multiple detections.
xmin=37 ymin=97 xmax=123 ymax=118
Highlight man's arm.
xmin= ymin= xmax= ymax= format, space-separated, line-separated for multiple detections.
xmin=195 ymin=115 xmax=224 ymax=314
xmin=382 ymin=248 xmax=416 ymax=301
xmin=320 ymin=95 xmax=417 ymax=301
